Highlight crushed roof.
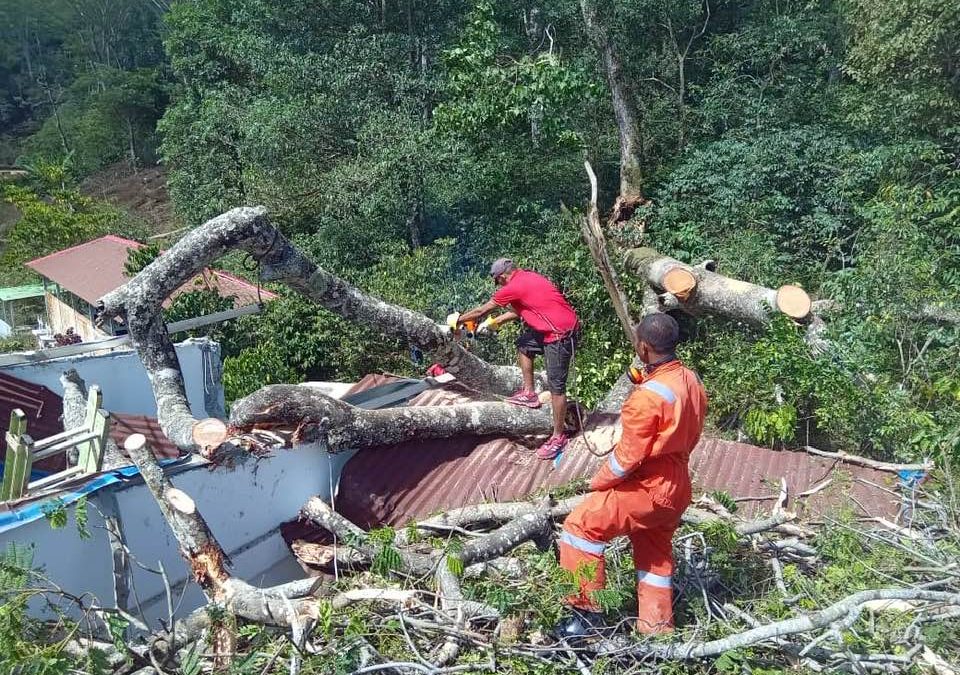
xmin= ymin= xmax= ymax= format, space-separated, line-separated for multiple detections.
xmin=332 ymin=375 xmax=900 ymax=529
xmin=25 ymin=235 xmax=277 ymax=307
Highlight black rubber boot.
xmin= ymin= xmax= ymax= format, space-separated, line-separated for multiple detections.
xmin=552 ymin=608 xmax=607 ymax=641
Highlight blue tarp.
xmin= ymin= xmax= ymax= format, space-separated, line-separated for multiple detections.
xmin=0 ymin=462 xmax=50 ymax=482
xmin=0 ymin=456 xmax=191 ymax=535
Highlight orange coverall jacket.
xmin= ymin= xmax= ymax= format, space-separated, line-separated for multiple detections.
xmin=559 ymin=359 xmax=707 ymax=632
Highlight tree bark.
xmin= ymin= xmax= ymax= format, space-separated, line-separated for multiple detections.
xmin=580 ymin=0 xmax=644 ymax=202
xmin=97 ymin=207 xmax=533 ymax=450
xmin=623 ymin=247 xmax=816 ymax=326
xmin=59 ymin=368 xmax=125 ymax=468
xmin=229 ymin=384 xmax=553 ymax=453
xmin=582 ymin=162 xmax=639 ymax=351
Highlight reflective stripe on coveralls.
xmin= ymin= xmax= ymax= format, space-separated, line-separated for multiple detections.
xmin=558 ymin=360 xmax=707 ymax=634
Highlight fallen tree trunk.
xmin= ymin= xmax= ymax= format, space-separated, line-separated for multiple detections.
xmin=96 ymin=207 xmax=535 ymax=450
xmin=229 ymin=384 xmax=553 ymax=452
xmin=624 ymin=246 xmax=815 ymax=326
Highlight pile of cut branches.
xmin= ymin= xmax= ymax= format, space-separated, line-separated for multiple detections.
xmin=28 ymin=437 xmax=957 ymax=675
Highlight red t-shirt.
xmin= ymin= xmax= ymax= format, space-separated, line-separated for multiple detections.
xmin=492 ymin=269 xmax=579 ymax=343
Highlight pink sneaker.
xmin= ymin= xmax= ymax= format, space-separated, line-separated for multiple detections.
xmin=536 ymin=434 xmax=569 ymax=460
xmin=506 ymin=389 xmax=541 ymax=409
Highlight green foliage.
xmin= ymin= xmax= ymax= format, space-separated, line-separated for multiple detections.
xmin=1 ymin=0 xmax=167 ymax=174
xmin=223 ymin=340 xmax=300 ymax=403
xmin=436 ymin=1 xmax=598 ymax=149
xmin=708 ymin=490 xmax=738 ymax=514
xmin=41 ymin=499 xmax=68 ymax=530
xmin=684 ymin=315 xmax=861 ymax=447
xmin=73 ymin=496 xmax=90 ymax=540
xmin=0 ymin=180 xmax=146 ymax=285
xmin=0 ymin=335 xmax=35 ymax=354
xmin=124 ymin=243 xmax=161 ymax=276
xmin=0 ymin=543 xmax=85 ymax=674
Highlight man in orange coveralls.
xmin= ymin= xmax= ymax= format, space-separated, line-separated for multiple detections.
xmin=554 ymin=313 xmax=707 ymax=639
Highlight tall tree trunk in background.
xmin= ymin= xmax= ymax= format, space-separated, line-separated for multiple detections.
xmin=524 ymin=6 xmax=545 ymax=146
xmin=580 ymin=0 xmax=645 ymax=204
xmin=126 ymin=117 xmax=138 ymax=174
xmin=664 ymin=1 xmax=710 ymax=149
xmin=405 ymin=0 xmax=426 ymax=249
xmin=41 ymin=82 xmax=70 ymax=157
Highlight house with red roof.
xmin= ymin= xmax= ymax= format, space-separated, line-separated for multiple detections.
xmin=25 ymin=235 xmax=276 ymax=341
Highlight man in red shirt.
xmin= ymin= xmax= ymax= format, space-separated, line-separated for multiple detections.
xmin=456 ymin=258 xmax=580 ymax=459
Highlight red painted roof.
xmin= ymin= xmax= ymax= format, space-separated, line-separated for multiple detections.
xmin=1 ymin=371 xmax=178 ymax=478
xmin=333 ymin=375 xmax=900 ymax=529
xmin=0 ymin=372 xmax=66 ymax=474
xmin=111 ymin=413 xmax=180 ymax=459
xmin=25 ymin=235 xmax=276 ymax=307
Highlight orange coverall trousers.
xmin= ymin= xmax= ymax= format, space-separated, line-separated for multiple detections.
xmin=559 ymin=360 xmax=707 ymax=634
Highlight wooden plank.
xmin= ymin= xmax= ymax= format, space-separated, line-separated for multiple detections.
xmin=32 ymin=425 xmax=92 ymax=451
xmin=1 ymin=409 xmax=27 ymax=500
xmin=28 ymin=465 xmax=84 ymax=491
xmin=32 ymin=431 xmax=100 ymax=461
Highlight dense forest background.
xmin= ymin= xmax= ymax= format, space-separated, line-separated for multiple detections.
xmin=1 ymin=0 xmax=958 ymax=462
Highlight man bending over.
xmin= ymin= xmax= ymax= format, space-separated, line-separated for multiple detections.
xmin=455 ymin=258 xmax=580 ymax=459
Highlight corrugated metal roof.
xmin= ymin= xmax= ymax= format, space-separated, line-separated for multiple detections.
xmin=25 ymin=235 xmax=276 ymax=307
xmin=334 ymin=375 xmax=900 ymax=528
xmin=111 ymin=414 xmax=180 ymax=459
xmin=0 ymin=284 xmax=44 ymax=302
xmin=0 ymin=372 xmax=67 ymax=474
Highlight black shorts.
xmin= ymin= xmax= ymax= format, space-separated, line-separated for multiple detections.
xmin=516 ymin=327 xmax=580 ymax=395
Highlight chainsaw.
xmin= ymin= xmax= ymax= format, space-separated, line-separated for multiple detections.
xmin=445 ymin=312 xmax=478 ymax=341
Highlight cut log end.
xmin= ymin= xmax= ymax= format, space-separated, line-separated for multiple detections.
xmin=776 ymin=285 xmax=812 ymax=320
xmin=662 ymin=267 xmax=697 ymax=302
xmin=165 ymin=487 xmax=197 ymax=514
xmin=193 ymin=418 xmax=228 ymax=451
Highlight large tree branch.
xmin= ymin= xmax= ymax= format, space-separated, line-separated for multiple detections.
xmin=582 ymin=161 xmax=639 ymax=351
xmin=229 ymin=384 xmax=553 ymax=452
xmin=623 ymin=246 xmax=817 ymax=328
xmin=97 ymin=207 xmax=531 ymax=450
xmin=649 ymin=588 xmax=960 ymax=660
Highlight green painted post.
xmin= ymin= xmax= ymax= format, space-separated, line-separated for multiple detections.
xmin=77 ymin=385 xmax=108 ymax=473
xmin=9 ymin=434 xmax=34 ymax=499
xmin=1 ymin=410 xmax=28 ymax=500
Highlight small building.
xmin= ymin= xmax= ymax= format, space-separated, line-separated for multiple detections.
xmin=25 ymin=235 xmax=275 ymax=341
xmin=0 ymin=284 xmax=44 ymax=336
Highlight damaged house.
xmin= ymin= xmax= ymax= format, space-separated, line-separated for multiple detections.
xmin=2 ymin=206 xmax=948 ymax=673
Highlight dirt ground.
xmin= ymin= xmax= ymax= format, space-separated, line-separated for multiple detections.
xmin=79 ymin=161 xmax=180 ymax=235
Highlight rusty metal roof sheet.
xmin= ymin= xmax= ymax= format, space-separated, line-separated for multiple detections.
xmin=334 ymin=375 xmax=901 ymax=528
xmin=25 ymin=235 xmax=276 ymax=307
xmin=0 ymin=372 xmax=66 ymax=474
xmin=1 ymin=371 xmax=178 ymax=476
xmin=111 ymin=414 xmax=180 ymax=459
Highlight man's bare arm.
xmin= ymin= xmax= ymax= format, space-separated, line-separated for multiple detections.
xmin=458 ymin=299 xmax=500 ymax=324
